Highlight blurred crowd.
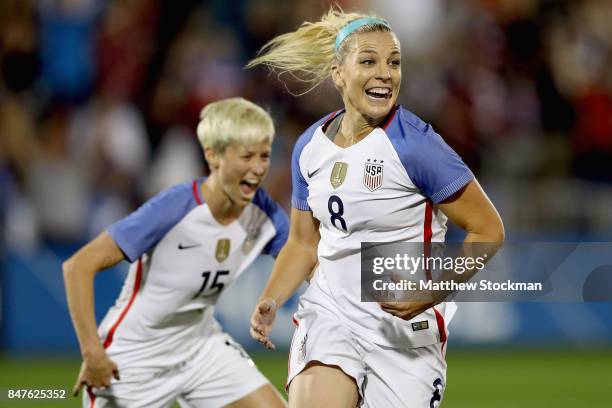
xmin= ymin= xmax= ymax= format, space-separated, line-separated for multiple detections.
xmin=1 ymin=0 xmax=612 ymax=251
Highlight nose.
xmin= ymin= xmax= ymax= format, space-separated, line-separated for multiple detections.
xmin=252 ymin=158 xmax=268 ymax=176
xmin=376 ymin=65 xmax=391 ymax=81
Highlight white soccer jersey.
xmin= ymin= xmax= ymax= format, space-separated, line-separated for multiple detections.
xmin=291 ymin=106 xmax=473 ymax=348
xmin=101 ymin=178 xmax=288 ymax=370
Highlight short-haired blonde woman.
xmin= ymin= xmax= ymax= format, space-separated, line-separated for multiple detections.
xmin=248 ymin=9 xmax=504 ymax=408
xmin=64 ymin=97 xmax=288 ymax=408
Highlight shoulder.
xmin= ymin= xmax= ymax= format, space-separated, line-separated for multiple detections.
xmin=293 ymin=110 xmax=340 ymax=156
xmin=149 ymin=178 xmax=202 ymax=211
xmin=158 ymin=179 xmax=198 ymax=199
xmin=127 ymin=178 xmax=203 ymax=228
xmin=252 ymin=188 xmax=277 ymax=213
xmin=251 ymin=188 xmax=289 ymax=230
xmin=252 ymin=188 xmax=285 ymax=218
xmin=385 ymin=106 xmax=435 ymax=146
xmin=384 ymin=106 xmax=474 ymax=202
xmin=106 ymin=178 xmax=203 ymax=262
xmin=384 ymin=106 xmax=458 ymax=162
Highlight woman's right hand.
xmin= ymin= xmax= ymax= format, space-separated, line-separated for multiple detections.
xmin=72 ymin=347 xmax=120 ymax=397
xmin=63 ymin=231 xmax=125 ymax=397
xmin=250 ymin=298 xmax=278 ymax=350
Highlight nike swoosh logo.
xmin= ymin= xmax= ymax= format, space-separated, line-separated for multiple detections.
xmin=178 ymin=243 xmax=201 ymax=250
xmin=307 ymin=168 xmax=321 ymax=178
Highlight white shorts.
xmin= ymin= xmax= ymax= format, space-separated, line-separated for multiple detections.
xmin=288 ymin=302 xmax=447 ymax=408
xmin=84 ymin=331 xmax=269 ymax=408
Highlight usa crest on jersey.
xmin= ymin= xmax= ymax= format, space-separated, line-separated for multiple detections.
xmin=363 ymin=159 xmax=384 ymax=191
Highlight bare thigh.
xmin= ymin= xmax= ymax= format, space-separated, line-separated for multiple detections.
xmin=224 ymin=384 xmax=287 ymax=408
xmin=288 ymin=362 xmax=359 ymax=408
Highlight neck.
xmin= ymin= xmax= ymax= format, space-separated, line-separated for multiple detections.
xmin=201 ymin=175 xmax=244 ymax=225
xmin=339 ymin=103 xmax=393 ymax=145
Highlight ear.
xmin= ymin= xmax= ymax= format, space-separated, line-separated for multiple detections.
xmin=331 ymin=63 xmax=345 ymax=89
xmin=204 ymin=146 xmax=220 ymax=170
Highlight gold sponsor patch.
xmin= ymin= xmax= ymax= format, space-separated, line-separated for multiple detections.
xmin=215 ymin=238 xmax=231 ymax=262
xmin=330 ymin=162 xmax=348 ymax=189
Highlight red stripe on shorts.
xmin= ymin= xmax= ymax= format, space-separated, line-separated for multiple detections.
xmin=433 ymin=306 xmax=447 ymax=354
xmin=87 ymin=387 xmax=96 ymax=408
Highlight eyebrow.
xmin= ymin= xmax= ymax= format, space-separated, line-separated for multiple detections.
xmin=357 ymin=49 xmax=401 ymax=56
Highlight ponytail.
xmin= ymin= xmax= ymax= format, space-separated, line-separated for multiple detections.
xmin=246 ymin=7 xmax=391 ymax=95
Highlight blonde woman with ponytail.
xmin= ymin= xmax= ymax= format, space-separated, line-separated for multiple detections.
xmin=248 ymin=8 xmax=504 ymax=408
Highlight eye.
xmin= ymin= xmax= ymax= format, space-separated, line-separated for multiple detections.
xmin=390 ymin=59 xmax=401 ymax=67
xmin=360 ymin=59 xmax=374 ymax=65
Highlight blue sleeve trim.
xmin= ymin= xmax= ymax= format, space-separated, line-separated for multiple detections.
xmin=107 ymin=226 xmax=140 ymax=262
xmin=291 ymin=197 xmax=311 ymax=211
xmin=430 ymin=169 xmax=474 ymax=203
xmin=385 ymin=107 xmax=474 ymax=204
xmin=107 ymin=181 xmax=199 ymax=262
xmin=253 ymin=189 xmax=289 ymax=257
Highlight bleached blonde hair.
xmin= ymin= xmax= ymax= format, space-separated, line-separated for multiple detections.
xmin=196 ymin=97 xmax=274 ymax=153
xmin=246 ymin=7 xmax=393 ymax=94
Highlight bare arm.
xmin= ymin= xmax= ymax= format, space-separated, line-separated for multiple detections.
xmin=437 ymin=179 xmax=505 ymax=244
xmin=262 ymin=208 xmax=320 ymax=304
xmin=380 ymin=179 xmax=505 ymax=319
xmin=63 ymin=231 xmax=125 ymax=395
xmin=250 ymin=208 xmax=319 ymax=348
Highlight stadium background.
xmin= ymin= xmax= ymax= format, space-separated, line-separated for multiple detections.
xmin=0 ymin=0 xmax=611 ymax=406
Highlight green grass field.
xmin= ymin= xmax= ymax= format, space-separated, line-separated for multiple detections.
xmin=0 ymin=349 xmax=610 ymax=407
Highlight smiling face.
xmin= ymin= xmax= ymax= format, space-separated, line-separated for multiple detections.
xmin=206 ymin=138 xmax=271 ymax=207
xmin=332 ymin=31 xmax=402 ymax=124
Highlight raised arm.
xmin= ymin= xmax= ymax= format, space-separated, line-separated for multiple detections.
xmin=62 ymin=231 xmax=124 ymax=396
xmin=250 ymin=208 xmax=320 ymax=349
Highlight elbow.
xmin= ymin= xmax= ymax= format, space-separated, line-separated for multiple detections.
xmin=496 ymin=213 xmax=505 ymax=242
xmin=482 ymin=209 xmax=505 ymax=244
xmin=469 ymin=216 xmax=505 ymax=250
xmin=491 ymin=220 xmax=505 ymax=244
xmin=483 ymin=218 xmax=505 ymax=254
xmin=62 ymin=257 xmax=78 ymax=282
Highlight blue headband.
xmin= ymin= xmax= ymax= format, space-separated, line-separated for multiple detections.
xmin=334 ymin=17 xmax=391 ymax=52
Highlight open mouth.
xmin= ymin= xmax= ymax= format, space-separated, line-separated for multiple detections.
xmin=365 ymin=87 xmax=392 ymax=100
xmin=239 ymin=180 xmax=259 ymax=196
